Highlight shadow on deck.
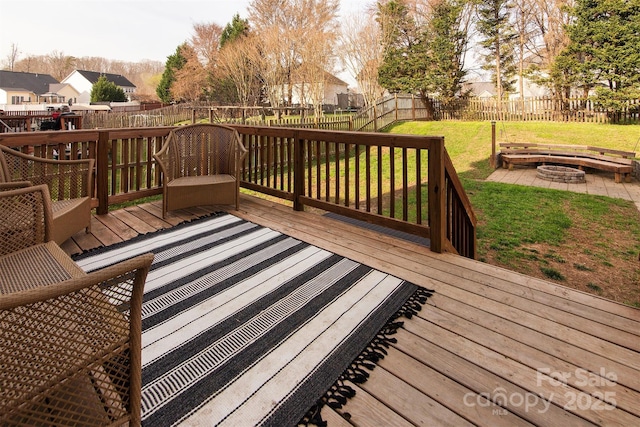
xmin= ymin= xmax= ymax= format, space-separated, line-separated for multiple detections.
xmin=62 ymin=194 xmax=640 ymax=426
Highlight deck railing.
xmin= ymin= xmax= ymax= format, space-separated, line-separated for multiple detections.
xmin=0 ymin=126 xmax=476 ymax=258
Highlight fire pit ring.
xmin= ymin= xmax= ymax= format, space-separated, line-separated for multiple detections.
xmin=536 ymin=165 xmax=586 ymax=184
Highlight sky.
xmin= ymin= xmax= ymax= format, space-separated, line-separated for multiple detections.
xmin=0 ymin=0 xmax=371 ymax=64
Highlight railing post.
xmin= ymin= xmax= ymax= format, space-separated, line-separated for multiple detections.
xmin=293 ymin=132 xmax=304 ymax=211
xmin=428 ymin=137 xmax=446 ymax=253
xmin=96 ymin=130 xmax=110 ymax=215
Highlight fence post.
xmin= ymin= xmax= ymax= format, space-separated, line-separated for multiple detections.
xmin=395 ymin=93 xmax=398 ymax=122
xmin=412 ymin=94 xmax=416 ymax=120
xmin=293 ymin=131 xmax=305 ymax=211
xmin=428 ymin=137 xmax=446 ymax=253
xmin=491 ymin=121 xmax=496 ymax=169
xmin=374 ymin=104 xmax=378 ymax=131
xmin=191 ymin=109 xmax=196 ymax=124
xmin=96 ymin=130 xmax=110 ymax=215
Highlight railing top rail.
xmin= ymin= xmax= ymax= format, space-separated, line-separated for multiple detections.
xmin=0 ymin=130 xmax=102 ymax=147
xmin=0 ymin=127 xmax=176 ymax=146
xmin=230 ymin=125 xmax=443 ymax=150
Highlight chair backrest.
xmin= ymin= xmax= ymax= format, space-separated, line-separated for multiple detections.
xmin=0 ymin=184 xmax=53 ymax=256
xmin=157 ymin=124 xmax=245 ymax=181
xmin=0 ymin=145 xmax=94 ymax=201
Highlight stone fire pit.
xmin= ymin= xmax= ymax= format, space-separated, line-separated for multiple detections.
xmin=536 ymin=165 xmax=586 ymax=183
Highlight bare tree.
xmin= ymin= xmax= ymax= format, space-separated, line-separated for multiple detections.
xmin=190 ymin=22 xmax=224 ymax=70
xmin=513 ymin=0 xmax=540 ymax=103
xmin=528 ymin=0 xmax=573 ymax=69
xmin=249 ymin=0 xmax=339 ymax=109
xmin=298 ymin=31 xmax=336 ymax=116
xmin=218 ymin=34 xmax=261 ymax=106
xmin=171 ymin=45 xmax=207 ymax=102
xmin=339 ymin=12 xmax=386 ymax=106
xmin=46 ymin=51 xmax=76 ymax=81
xmin=253 ymin=30 xmax=288 ymax=110
xmin=3 ymin=43 xmax=20 ymax=71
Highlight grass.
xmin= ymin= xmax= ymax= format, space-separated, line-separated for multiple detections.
xmin=389 ymin=120 xmax=640 ymax=181
xmin=385 ymin=120 xmax=640 ymax=306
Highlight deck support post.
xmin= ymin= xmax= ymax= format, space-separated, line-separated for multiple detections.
xmin=96 ymin=131 xmax=110 ymax=215
xmin=293 ymin=132 xmax=304 ymax=211
xmin=428 ymin=137 xmax=446 ymax=253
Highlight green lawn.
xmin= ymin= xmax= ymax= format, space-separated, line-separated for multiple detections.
xmin=386 ymin=121 xmax=640 ymax=306
xmin=388 ymin=120 xmax=640 ymax=181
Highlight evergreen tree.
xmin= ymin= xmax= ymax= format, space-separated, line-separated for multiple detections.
xmin=156 ymin=45 xmax=188 ymax=103
xmin=221 ymin=14 xmax=250 ymax=48
xmin=377 ymin=0 xmax=470 ymax=103
xmin=553 ymin=0 xmax=640 ymax=117
xmin=427 ymin=0 xmax=470 ymax=101
xmin=476 ymin=0 xmax=518 ymax=100
xmin=90 ymin=75 xmax=127 ymax=102
xmin=377 ymin=0 xmax=428 ymax=95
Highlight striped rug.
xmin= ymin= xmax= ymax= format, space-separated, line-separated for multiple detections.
xmin=74 ymin=213 xmax=430 ymax=426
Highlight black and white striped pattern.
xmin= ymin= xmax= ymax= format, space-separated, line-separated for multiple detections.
xmin=75 ymin=214 xmax=417 ymax=426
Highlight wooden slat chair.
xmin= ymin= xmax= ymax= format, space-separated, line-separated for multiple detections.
xmin=0 ymin=145 xmax=94 ymax=244
xmin=0 ymin=184 xmax=153 ymax=426
xmin=154 ymin=123 xmax=248 ymax=218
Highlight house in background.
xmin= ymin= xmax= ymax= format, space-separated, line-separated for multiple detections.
xmin=0 ymin=70 xmax=60 ymax=105
xmin=461 ymin=81 xmax=497 ymax=98
xmin=48 ymin=83 xmax=80 ymax=104
xmin=462 ymin=78 xmax=550 ymax=99
xmin=62 ymin=70 xmax=136 ymax=103
xmin=287 ymin=70 xmax=349 ymax=111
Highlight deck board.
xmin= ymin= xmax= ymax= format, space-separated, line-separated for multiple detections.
xmin=63 ymin=195 xmax=640 ymax=426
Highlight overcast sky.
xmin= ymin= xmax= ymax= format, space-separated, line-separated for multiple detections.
xmin=0 ymin=0 xmax=371 ymax=64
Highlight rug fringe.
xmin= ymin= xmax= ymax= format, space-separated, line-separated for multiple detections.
xmin=297 ymin=286 xmax=434 ymax=426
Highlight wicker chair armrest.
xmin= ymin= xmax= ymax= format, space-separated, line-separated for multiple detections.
xmin=231 ymin=133 xmax=248 ymax=178
xmin=0 ymin=184 xmax=53 ymax=254
xmin=153 ymin=141 xmax=172 ymax=183
xmin=0 ymin=252 xmax=153 ymax=309
xmin=0 ymin=181 xmax=32 ymax=191
xmin=0 ymin=252 xmax=153 ymax=426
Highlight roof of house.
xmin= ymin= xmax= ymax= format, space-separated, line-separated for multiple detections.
xmin=73 ymin=70 xmax=136 ymax=88
xmin=0 ymin=70 xmax=59 ymax=95
xmin=291 ymin=66 xmax=348 ymax=87
xmin=462 ymin=81 xmax=497 ymax=97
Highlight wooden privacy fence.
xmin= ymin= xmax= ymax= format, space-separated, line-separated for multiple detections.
xmin=0 ymin=125 xmax=476 ymax=258
xmin=432 ymin=97 xmax=640 ymax=123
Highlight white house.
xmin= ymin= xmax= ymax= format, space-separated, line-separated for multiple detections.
xmin=285 ymin=70 xmax=349 ymax=109
xmin=62 ymin=70 xmax=136 ymax=103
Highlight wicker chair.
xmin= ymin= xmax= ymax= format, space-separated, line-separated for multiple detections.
xmin=153 ymin=123 xmax=248 ymax=218
xmin=0 ymin=145 xmax=94 ymax=245
xmin=0 ymin=184 xmax=153 ymax=426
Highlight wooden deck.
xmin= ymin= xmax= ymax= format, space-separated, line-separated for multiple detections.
xmin=62 ymin=195 xmax=640 ymax=426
